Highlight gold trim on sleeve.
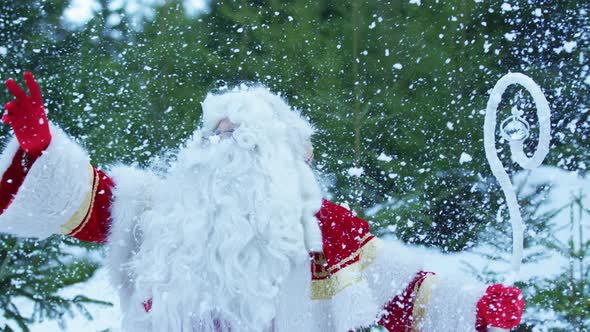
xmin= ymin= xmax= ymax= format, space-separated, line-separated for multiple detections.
xmin=311 ymin=252 xmax=330 ymax=279
xmin=310 ymin=237 xmax=383 ymax=300
xmin=358 ymin=236 xmax=382 ymax=270
xmin=59 ymin=165 xmax=98 ymax=236
xmin=326 ymin=233 xmax=375 ymax=273
xmin=411 ymin=274 xmax=439 ymax=332
xmin=311 ymin=262 xmax=362 ymax=300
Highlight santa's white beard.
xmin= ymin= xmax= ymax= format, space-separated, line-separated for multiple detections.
xmin=127 ymin=134 xmax=323 ymax=332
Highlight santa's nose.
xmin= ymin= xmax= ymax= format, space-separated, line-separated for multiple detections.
xmin=215 ymin=118 xmax=237 ymax=138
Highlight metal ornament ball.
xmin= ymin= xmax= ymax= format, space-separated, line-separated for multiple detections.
xmin=500 ymin=115 xmax=530 ymax=142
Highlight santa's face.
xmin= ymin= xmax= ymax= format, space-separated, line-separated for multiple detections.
xmin=128 ymin=88 xmax=324 ymax=332
xmin=205 ymin=117 xmax=314 ymax=169
xmin=214 ymin=118 xmax=236 ymax=138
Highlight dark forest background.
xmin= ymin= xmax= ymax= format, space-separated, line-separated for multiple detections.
xmin=0 ymin=0 xmax=588 ymax=330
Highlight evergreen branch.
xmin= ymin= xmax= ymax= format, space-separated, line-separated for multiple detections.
xmin=0 ymin=240 xmax=20 ymax=282
xmin=3 ymin=305 xmax=31 ymax=332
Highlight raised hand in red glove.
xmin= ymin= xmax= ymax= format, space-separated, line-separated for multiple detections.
xmin=3 ymin=72 xmax=51 ymax=158
xmin=476 ymin=284 xmax=525 ymax=331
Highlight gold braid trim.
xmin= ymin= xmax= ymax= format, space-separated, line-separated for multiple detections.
xmin=310 ymin=237 xmax=383 ymax=300
xmin=411 ymin=274 xmax=439 ymax=332
xmin=59 ymin=165 xmax=98 ymax=236
xmin=311 ymin=252 xmax=330 ymax=279
xmin=327 ymin=233 xmax=374 ymax=273
xmin=311 ymin=262 xmax=362 ymax=300
xmin=359 ymin=236 xmax=382 ymax=270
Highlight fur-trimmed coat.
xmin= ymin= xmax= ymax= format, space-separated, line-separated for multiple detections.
xmin=0 ymin=126 xmax=485 ymax=332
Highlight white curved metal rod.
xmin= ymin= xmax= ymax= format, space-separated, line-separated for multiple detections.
xmin=484 ymin=73 xmax=552 ymax=282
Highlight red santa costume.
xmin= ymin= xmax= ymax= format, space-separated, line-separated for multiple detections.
xmin=0 ymin=73 xmax=524 ymax=332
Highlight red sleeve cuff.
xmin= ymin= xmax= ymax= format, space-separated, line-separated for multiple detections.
xmin=0 ymin=148 xmax=114 ymax=243
xmin=63 ymin=167 xmax=114 ymax=243
xmin=378 ymin=271 xmax=436 ymax=331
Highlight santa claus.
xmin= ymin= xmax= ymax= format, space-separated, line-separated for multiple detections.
xmin=0 ymin=72 xmax=524 ymax=332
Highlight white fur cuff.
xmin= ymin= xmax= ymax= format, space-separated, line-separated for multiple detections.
xmin=419 ymin=274 xmax=486 ymax=331
xmin=106 ymin=166 xmax=158 ymax=308
xmin=0 ymin=124 xmax=92 ymax=239
xmin=362 ymin=240 xmax=424 ymax=311
xmin=331 ymin=279 xmax=380 ymax=332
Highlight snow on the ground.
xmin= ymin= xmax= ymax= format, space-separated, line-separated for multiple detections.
xmin=26 ymin=267 xmax=120 ymax=332
xmin=26 ymin=243 xmax=492 ymax=332
xmin=386 ymin=166 xmax=589 ymax=283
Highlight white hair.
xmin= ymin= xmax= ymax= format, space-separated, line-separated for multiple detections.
xmin=201 ymin=85 xmax=315 ymax=161
xmin=124 ymin=87 xmax=323 ymax=332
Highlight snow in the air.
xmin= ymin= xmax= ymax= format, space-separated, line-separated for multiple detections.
xmin=20 ymin=165 xmax=587 ymax=331
xmin=0 ymin=0 xmax=587 ymax=331
xmin=377 ymin=152 xmax=393 ymax=162
xmin=348 ymin=166 xmax=365 ymax=177
xmin=459 ymin=152 xmax=472 ymax=164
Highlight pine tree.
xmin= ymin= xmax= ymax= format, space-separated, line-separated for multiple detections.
xmin=472 ymin=171 xmax=589 ymax=331
xmin=0 ymin=2 xmax=114 ymax=330
xmin=0 ymin=0 xmax=586 ymax=329
xmin=0 ymin=236 xmax=109 ymax=331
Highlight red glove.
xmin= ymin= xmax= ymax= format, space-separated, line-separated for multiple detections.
xmin=3 ymin=72 xmax=51 ymax=158
xmin=476 ymin=284 xmax=525 ymax=331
